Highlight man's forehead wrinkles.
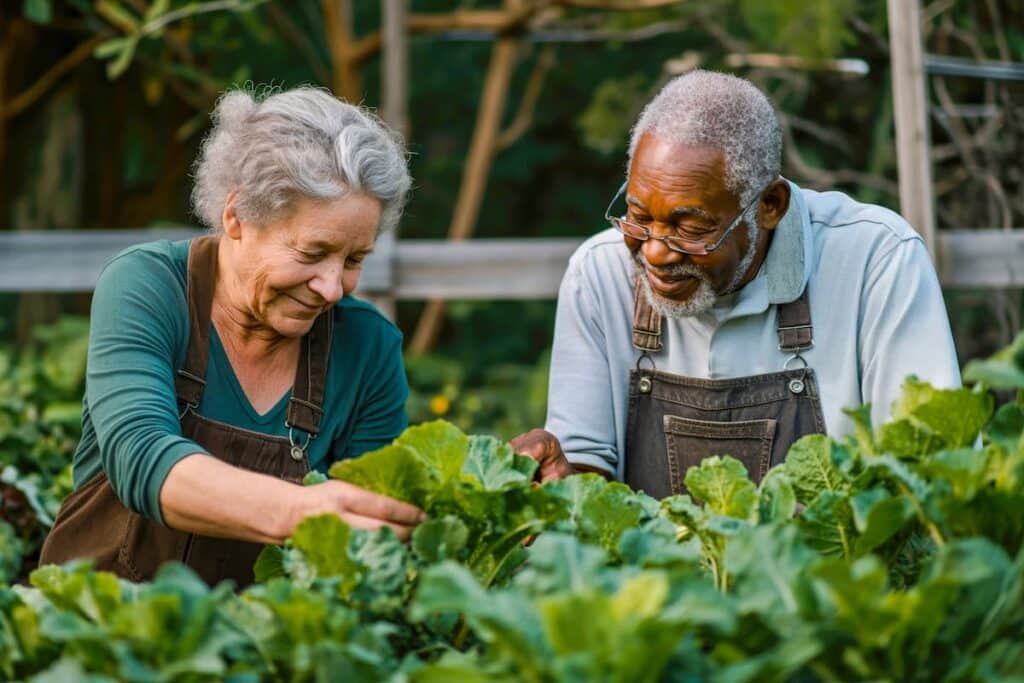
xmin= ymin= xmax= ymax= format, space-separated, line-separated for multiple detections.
xmin=670 ymin=205 xmax=713 ymax=221
xmin=625 ymin=193 xmax=713 ymax=221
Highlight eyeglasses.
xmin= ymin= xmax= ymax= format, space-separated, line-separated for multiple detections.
xmin=604 ymin=180 xmax=772 ymax=256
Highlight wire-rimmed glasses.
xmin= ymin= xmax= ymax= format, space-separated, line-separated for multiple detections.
xmin=604 ymin=180 xmax=771 ymax=256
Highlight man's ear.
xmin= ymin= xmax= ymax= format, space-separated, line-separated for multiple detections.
xmin=221 ymin=190 xmax=243 ymax=240
xmin=758 ymin=179 xmax=791 ymax=232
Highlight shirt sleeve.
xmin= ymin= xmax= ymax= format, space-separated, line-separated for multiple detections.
xmin=337 ymin=329 xmax=409 ymax=459
xmin=858 ymin=235 xmax=961 ymax=427
xmin=86 ymin=249 xmax=209 ymax=524
xmin=544 ymin=253 xmax=618 ymax=475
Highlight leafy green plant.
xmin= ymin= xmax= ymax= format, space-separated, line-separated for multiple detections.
xmin=0 ymin=317 xmax=88 ymax=575
xmin=2 ymin=333 xmax=1024 ymax=681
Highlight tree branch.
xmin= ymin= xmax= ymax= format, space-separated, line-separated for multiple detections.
xmin=495 ymin=45 xmax=555 ymax=151
xmin=409 ymin=23 xmax=522 ymax=355
xmin=558 ymin=0 xmax=684 ymax=8
xmin=3 ymin=35 xmax=105 ymax=120
xmin=266 ymin=3 xmax=331 ymax=85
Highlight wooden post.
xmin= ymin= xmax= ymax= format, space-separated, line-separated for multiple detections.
xmin=408 ymin=2 xmax=522 ymax=354
xmin=322 ymin=0 xmax=362 ymax=104
xmin=887 ymin=0 xmax=937 ymax=261
xmin=365 ymin=0 xmax=410 ymax=321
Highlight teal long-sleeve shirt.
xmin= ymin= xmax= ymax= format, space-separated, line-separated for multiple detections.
xmin=72 ymin=239 xmax=408 ymax=524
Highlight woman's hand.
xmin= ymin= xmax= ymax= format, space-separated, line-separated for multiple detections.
xmin=161 ymin=454 xmax=426 ymax=544
xmin=296 ymin=480 xmax=426 ymax=542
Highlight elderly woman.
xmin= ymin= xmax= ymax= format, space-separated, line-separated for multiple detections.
xmin=39 ymin=87 xmax=424 ymax=587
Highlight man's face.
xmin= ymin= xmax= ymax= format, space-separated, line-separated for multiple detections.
xmin=623 ymin=133 xmax=759 ymax=317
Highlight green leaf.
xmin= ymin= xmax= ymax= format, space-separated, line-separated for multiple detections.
xmin=964 ymin=331 xmax=1024 ymax=389
xmin=410 ymin=562 xmax=552 ymax=667
xmin=546 ymin=475 xmax=653 ymax=552
xmin=516 ymin=533 xmax=611 ymax=594
xmin=143 ymin=0 xmax=171 ymax=23
xmin=617 ymin=521 xmax=703 ymax=571
xmin=886 ymin=378 xmax=993 ymax=451
xmin=780 ymin=434 xmax=847 ymax=504
xmin=0 ymin=520 xmax=23 ymax=584
xmin=684 ymin=455 xmax=758 ymax=520
xmin=412 ymin=516 xmax=469 ymax=565
xmin=302 ymin=470 xmax=327 ymax=486
xmin=252 ymin=545 xmax=286 ymax=583
xmin=808 ymin=555 xmax=894 ymax=644
xmin=843 ymin=404 xmax=877 ymax=456
xmin=986 ymin=403 xmax=1024 ymax=456
xmin=877 ymin=419 xmax=946 ymax=458
xmin=23 ymin=0 xmax=52 ymax=24
xmin=397 ymin=420 xmax=469 ymax=484
xmin=757 ymin=469 xmax=797 ymax=524
xmin=288 ymin=515 xmax=362 ymax=593
xmin=726 ymin=524 xmax=816 ymax=614
xmin=105 ymin=36 xmax=139 ymax=80
xmin=462 ymin=435 xmax=535 ymax=490
xmin=919 ymin=448 xmax=991 ymax=499
xmin=330 ymin=444 xmax=433 ymax=508
xmin=30 ymin=562 xmax=123 ymax=624
xmin=850 ymin=489 xmax=915 ymax=556
xmin=796 ymin=490 xmax=855 ymax=558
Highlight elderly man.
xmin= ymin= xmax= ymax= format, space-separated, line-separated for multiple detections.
xmin=512 ymin=70 xmax=960 ymax=499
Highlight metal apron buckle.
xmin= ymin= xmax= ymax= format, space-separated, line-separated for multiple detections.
xmin=286 ymin=424 xmax=315 ymax=461
xmin=783 ymin=352 xmax=809 ymax=394
xmin=636 ymin=351 xmax=656 ymax=394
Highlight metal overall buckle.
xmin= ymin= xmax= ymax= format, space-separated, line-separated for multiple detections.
xmin=285 ymin=423 xmax=316 ymax=462
xmin=636 ymin=351 xmax=656 ymax=394
xmin=783 ymin=349 xmax=811 ymax=395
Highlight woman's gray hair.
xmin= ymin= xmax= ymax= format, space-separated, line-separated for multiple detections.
xmin=192 ymin=86 xmax=411 ymax=234
xmin=628 ymin=70 xmax=782 ymax=205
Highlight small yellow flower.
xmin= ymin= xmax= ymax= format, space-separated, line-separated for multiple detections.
xmin=429 ymin=395 xmax=450 ymax=416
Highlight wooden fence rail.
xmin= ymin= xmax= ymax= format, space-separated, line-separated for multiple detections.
xmin=0 ymin=230 xmax=1022 ymax=296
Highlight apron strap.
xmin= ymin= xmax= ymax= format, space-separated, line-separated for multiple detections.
xmin=631 ymin=275 xmax=813 ymax=354
xmin=175 ymin=236 xmax=220 ymax=408
xmin=286 ymin=309 xmax=333 ymax=436
xmin=776 ymin=289 xmax=813 ymax=352
xmin=631 ymin=278 xmax=663 ymax=352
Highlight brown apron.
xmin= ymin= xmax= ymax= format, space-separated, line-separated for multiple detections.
xmin=39 ymin=236 xmax=333 ymax=587
xmin=624 ymin=282 xmax=825 ymax=499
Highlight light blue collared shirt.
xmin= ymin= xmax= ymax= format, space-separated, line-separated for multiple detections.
xmin=545 ymin=182 xmax=961 ymax=478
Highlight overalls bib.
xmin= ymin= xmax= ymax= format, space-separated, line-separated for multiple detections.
xmin=40 ymin=236 xmax=332 ymax=587
xmin=624 ymin=281 xmax=826 ymax=499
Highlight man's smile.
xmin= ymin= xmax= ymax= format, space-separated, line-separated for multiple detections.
xmin=645 ymin=269 xmax=698 ymax=298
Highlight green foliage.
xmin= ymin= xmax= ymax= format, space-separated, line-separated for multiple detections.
xmin=964 ymin=331 xmax=1024 ymax=390
xmin=5 ymin=333 xmax=1024 ymax=680
xmin=739 ymin=0 xmax=857 ymax=60
xmin=0 ymin=317 xmax=89 ymax=574
xmin=405 ymin=348 xmax=550 ymax=440
xmin=22 ymin=0 xmax=52 ymax=25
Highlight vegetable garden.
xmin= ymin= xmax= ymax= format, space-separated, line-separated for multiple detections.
xmin=1 ymin=326 xmax=1023 ymax=681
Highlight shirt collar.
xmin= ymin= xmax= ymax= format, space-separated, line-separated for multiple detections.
xmin=720 ymin=179 xmax=811 ymax=320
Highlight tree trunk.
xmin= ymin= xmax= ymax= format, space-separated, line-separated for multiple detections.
xmin=322 ymin=0 xmax=363 ymax=103
xmin=408 ymin=28 xmax=521 ymax=354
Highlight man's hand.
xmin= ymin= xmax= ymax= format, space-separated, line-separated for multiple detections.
xmin=509 ymin=429 xmax=574 ymax=482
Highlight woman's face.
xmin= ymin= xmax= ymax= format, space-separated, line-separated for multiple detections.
xmin=222 ymin=191 xmax=382 ymax=338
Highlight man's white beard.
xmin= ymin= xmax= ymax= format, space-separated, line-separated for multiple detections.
xmin=633 ymin=216 xmax=760 ymax=319
xmin=633 ymin=256 xmax=717 ymax=318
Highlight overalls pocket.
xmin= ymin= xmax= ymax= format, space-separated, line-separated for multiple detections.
xmin=663 ymin=416 xmax=777 ymax=495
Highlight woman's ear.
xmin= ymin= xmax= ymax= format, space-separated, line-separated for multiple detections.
xmin=221 ymin=190 xmax=243 ymax=240
xmin=758 ymin=179 xmax=791 ymax=232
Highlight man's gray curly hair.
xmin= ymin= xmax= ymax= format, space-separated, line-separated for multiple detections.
xmin=192 ymin=86 xmax=411 ymax=235
xmin=628 ymin=70 xmax=782 ymax=205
